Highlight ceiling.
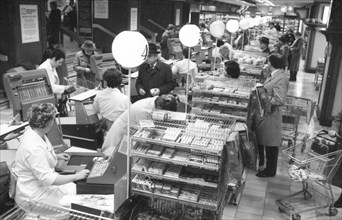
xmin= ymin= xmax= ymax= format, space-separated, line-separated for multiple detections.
xmin=214 ymin=0 xmax=314 ymax=7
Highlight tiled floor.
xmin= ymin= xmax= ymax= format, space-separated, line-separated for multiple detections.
xmin=221 ymin=63 xmax=342 ymax=220
xmin=1 ymin=59 xmax=341 ymax=219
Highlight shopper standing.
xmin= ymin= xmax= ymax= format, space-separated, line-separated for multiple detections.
xmin=136 ymin=43 xmax=175 ymax=99
xmin=73 ymin=40 xmax=98 ymax=89
xmin=259 ymin=37 xmax=271 ymax=54
xmin=12 ymin=103 xmax=89 ymax=207
xmin=278 ymin=35 xmax=290 ymax=71
xmin=160 ymin=24 xmax=176 ymax=60
xmin=329 ymin=111 xmax=342 ymax=208
xmin=255 ymin=54 xmax=289 ymax=178
xmin=289 ymin=32 xmax=304 ymax=81
xmin=47 ymin=1 xmax=61 ymax=44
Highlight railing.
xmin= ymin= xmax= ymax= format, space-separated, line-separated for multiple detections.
xmin=147 ymin=19 xmax=166 ymax=31
xmin=59 ymin=25 xmax=85 ymax=44
xmin=92 ymin=24 xmax=117 ymax=38
xmin=139 ymin=25 xmax=158 ymax=43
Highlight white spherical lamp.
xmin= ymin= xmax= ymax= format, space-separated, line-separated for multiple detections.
xmin=226 ymin=20 xmax=239 ymax=33
xmin=111 ymin=31 xmax=148 ymax=68
xmin=239 ymin=19 xmax=250 ymax=30
xmin=179 ymin=24 xmax=201 ymax=47
xmin=209 ymin=20 xmax=225 ymax=38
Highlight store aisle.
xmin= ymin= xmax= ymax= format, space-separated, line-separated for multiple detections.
xmin=221 ymin=66 xmax=342 ymax=220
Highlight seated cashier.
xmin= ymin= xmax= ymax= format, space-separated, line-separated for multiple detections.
xmin=93 ymin=68 xmax=130 ymax=132
xmin=224 ymin=60 xmax=240 ymax=78
xmin=12 ymin=103 xmax=89 ymax=206
xmin=101 ymin=94 xmax=178 ymax=156
xmin=172 ymin=47 xmax=198 ymax=85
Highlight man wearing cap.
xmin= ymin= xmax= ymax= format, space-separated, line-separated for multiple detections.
xmin=136 ymin=43 xmax=175 ymax=99
xmin=259 ymin=37 xmax=271 ymax=54
xmin=160 ymin=24 xmax=176 ymax=59
xmin=73 ymin=40 xmax=98 ymax=89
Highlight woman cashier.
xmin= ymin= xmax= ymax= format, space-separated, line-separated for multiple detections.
xmin=12 ymin=103 xmax=89 ymax=206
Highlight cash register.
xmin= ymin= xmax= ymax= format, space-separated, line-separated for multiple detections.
xmin=75 ymin=137 xmax=128 ymax=194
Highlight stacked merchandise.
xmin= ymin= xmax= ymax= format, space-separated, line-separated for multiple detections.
xmin=129 ymin=111 xmax=239 ymax=219
xmin=192 ymin=78 xmax=255 ymax=121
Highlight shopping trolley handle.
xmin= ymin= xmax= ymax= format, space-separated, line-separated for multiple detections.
xmin=317 ymin=129 xmax=342 ymax=140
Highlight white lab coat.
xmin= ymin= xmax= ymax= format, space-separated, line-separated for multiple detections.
xmin=39 ymin=59 xmax=66 ymax=94
xmin=13 ymin=127 xmax=75 ymax=206
xmin=102 ymin=97 xmax=157 ymax=156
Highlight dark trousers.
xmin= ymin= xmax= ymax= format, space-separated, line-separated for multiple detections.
xmin=290 ymin=71 xmax=297 ymax=81
xmin=258 ymin=145 xmax=279 ymax=176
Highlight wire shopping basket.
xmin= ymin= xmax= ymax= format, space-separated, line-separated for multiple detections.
xmin=276 ymin=131 xmax=342 ymax=220
xmin=281 ymin=96 xmax=316 ymax=156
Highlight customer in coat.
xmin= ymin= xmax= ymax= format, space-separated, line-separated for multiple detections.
xmin=136 ymin=43 xmax=175 ymax=99
xmin=278 ymin=35 xmax=290 ymax=71
xmin=73 ymin=40 xmax=98 ymax=89
xmin=93 ymin=68 xmax=130 ymax=133
xmin=288 ymin=32 xmax=304 ymax=81
xmin=101 ymin=94 xmax=178 ymax=156
xmin=160 ymin=24 xmax=176 ymax=60
xmin=256 ymin=54 xmax=289 ymax=177
xmin=12 ymin=103 xmax=89 ymax=206
xmin=329 ymin=111 xmax=342 ymax=208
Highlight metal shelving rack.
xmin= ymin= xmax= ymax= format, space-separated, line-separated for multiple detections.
xmin=191 ymin=78 xmax=255 ymax=122
xmin=128 ymin=111 xmax=236 ymax=219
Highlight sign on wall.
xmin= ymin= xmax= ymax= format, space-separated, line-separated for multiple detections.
xmin=78 ymin=0 xmax=93 ymax=41
xmin=20 ymin=5 xmax=40 ymax=43
xmin=94 ymin=0 xmax=108 ymax=19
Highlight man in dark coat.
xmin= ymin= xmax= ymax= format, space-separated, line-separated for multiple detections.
xmin=136 ymin=43 xmax=175 ymax=99
xmin=47 ymin=1 xmax=61 ymax=44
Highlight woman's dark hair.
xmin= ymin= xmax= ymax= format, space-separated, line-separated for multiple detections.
xmin=224 ymin=60 xmax=240 ymax=78
xmin=27 ymin=103 xmax=57 ymax=129
xmin=103 ymin=68 xmax=122 ymax=88
xmin=278 ymin=35 xmax=286 ymax=44
xmin=268 ymin=54 xmax=285 ymax=69
xmin=217 ymin=40 xmax=225 ymax=47
xmin=155 ymin=94 xmax=178 ymax=112
xmin=51 ymin=48 xmax=65 ymax=60
xmin=182 ymin=47 xmax=190 ymax=58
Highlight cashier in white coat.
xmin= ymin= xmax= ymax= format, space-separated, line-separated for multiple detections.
xmin=39 ymin=48 xmax=74 ymax=95
xmin=12 ymin=103 xmax=89 ymax=206
xmin=101 ymin=94 xmax=178 ymax=156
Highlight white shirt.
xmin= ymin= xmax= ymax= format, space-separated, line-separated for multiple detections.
xmin=38 ymin=59 xmax=66 ymax=94
xmin=173 ymin=59 xmax=198 ymax=76
xmin=102 ymin=97 xmax=157 ymax=156
xmin=13 ymin=127 xmax=75 ymax=206
xmin=93 ymin=88 xmax=129 ymax=122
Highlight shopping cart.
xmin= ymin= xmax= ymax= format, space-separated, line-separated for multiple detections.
xmin=276 ymin=131 xmax=342 ymax=220
xmin=281 ymin=95 xmax=316 ymax=156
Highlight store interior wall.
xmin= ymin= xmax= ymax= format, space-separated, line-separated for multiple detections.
xmin=0 ymin=0 xmax=47 ymax=91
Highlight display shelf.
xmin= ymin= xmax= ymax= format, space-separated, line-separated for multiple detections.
xmin=192 ymin=98 xmax=248 ymax=109
xmin=128 ymin=110 xmax=237 ymax=219
xmin=192 ymin=88 xmax=250 ymax=99
xmin=192 ymin=107 xmax=247 ymax=122
xmin=132 ymin=189 xmax=218 ymax=211
xmin=131 ymin=170 xmax=218 ymax=188
xmin=132 ymin=135 xmax=223 ymax=156
xmin=131 ymin=149 xmax=220 ymax=171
